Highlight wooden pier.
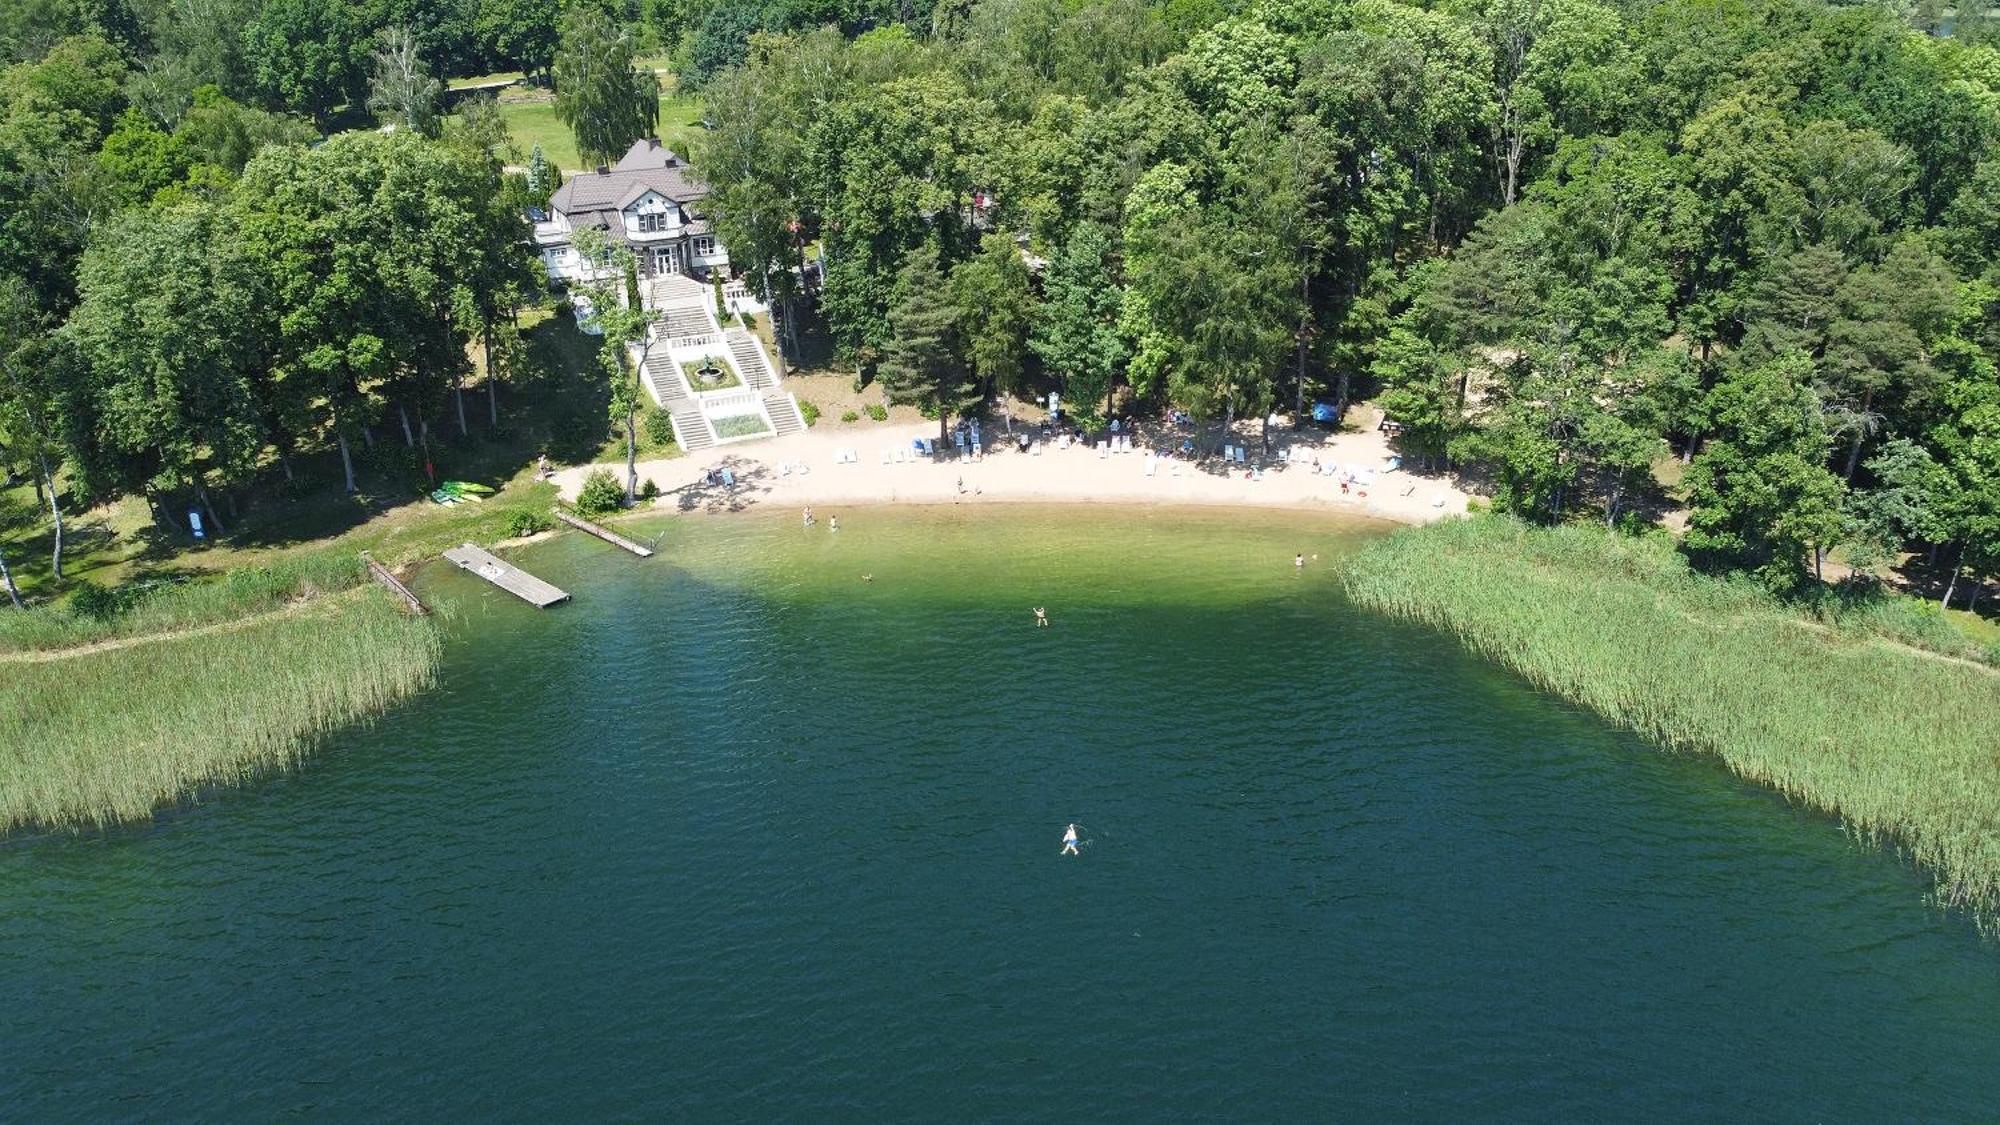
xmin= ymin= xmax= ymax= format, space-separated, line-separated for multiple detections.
xmin=362 ymin=553 xmax=429 ymax=615
xmin=442 ymin=543 xmax=570 ymax=607
xmin=552 ymin=509 xmax=654 ymax=557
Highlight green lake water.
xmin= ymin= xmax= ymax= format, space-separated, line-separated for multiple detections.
xmin=4 ymin=505 xmax=1998 ymax=1119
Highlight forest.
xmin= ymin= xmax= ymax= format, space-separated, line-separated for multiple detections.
xmin=2 ymin=0 xmax=1998 ymax=609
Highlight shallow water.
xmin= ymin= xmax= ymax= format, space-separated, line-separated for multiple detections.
xmin=4 ymin=505 xmax=1996 ymax=1120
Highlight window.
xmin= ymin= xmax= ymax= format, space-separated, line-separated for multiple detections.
xmin=693 ymin=236 xmax=716 ymax=256
xmin=638 ymin=212 xmax=668 ymax=233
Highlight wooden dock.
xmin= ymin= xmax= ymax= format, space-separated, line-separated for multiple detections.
xmin=552 ymin=509 xmax=654 ymax=557
xmin=442 ymin=543 xmax=570 ymax=607
xmin=362 ymin=553 xmax=429 ymax=615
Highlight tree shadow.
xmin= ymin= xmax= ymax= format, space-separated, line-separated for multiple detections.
xmin=665 ymin=455 xmax=775 ymax=513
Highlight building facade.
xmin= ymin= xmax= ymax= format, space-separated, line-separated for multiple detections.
xmin=530 ymin=138 xmax=729 ymax=289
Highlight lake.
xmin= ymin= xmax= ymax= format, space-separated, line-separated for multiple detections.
xmin=4 ymin=505 xmax=1995 ymax=1120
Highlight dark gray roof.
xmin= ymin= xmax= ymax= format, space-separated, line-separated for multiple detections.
xmin=549 ymin=138 xmax=707 ymax=217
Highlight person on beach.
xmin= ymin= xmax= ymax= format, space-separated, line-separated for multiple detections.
xmin=536 ymin=453 xmax=550 ymax=480
xmin=1062 ymin=824 xmax=1080 ymax=855
xmin=1034 ymin=606 xmax=1049 ymax=627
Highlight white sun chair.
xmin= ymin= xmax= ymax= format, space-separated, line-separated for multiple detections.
xmin=1144 ymin=454 xmax=1158 ymax=476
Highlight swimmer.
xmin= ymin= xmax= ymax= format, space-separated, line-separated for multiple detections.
xmin=829 ymin=515 xmax=839 ymax=532
xmin=1061 ymin=824 xmax=1079 ymax=855
xmin=861 ymin=574 xmax=873 ymax=582
xmin=1033 ymin=606 xmax=1049 ymax=627
xmin=803 ymin=505 xmax=814 ymax=527
xmin=1295 ymin=552 xmax=1304 ymax=569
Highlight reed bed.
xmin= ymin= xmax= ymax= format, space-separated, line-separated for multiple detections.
xmin=0 ymin=551 xmax=368 ymax=654
xmin=0 ymin=591 xmax=440 ymax=831
xmin=1341 ymin=515 xmax=2000 ymax=913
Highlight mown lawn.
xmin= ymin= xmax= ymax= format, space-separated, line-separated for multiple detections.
xmin=466 ymin=90 xmax=706 ymax=172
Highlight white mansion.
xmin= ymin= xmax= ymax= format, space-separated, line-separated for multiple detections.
xmin=531 ymin=137 xmax=729 ymax=286
xmin=530 ymin=138 xmax=803 ymax=452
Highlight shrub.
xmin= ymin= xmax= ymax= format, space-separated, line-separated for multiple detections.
xmin=864 ymin=403 xmax=888 ymax=422
xmin=575 ymin=468 xmax=623 ymax=515
xmin=644 ymin=408 xmax=678 ymax=449
xmin=840 ymin=410 xmax=860 ymax=423
xmin=800 ymin=399 xmax=821 ymax=427
xmin=741 ymin=310 xmax=757 ymax=330
xmin=507 ymin=510 xmax=554 ymax=538
xmin=67 ymin=580 xmax=120 ymax=621
xmin=639 ymin=478 xmax=662 ymax=500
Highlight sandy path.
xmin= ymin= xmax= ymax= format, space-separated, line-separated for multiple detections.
xmin=552 ymin=421 xmax=1465 ymax=524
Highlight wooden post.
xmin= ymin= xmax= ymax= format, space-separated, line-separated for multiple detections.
xmin=552 ymin=508 xmax=655 ymax=557
xmin=362 ymin=553 xmax=430 ymax=615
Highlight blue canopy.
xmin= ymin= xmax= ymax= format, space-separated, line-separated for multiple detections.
xmin=1311 ymin=401 xmax=1341 ymax=423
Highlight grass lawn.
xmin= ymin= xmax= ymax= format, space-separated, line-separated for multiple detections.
xmin=466 ymin=90 xmax=706 ymax=172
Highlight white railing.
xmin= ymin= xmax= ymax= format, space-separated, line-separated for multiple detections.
xmin=699 ymin=389 xmax=760 ymax=416
xmin=665 ymin=333 xmax=719 ymax=350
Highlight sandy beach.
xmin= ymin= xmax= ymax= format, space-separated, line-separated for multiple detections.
xmin=552 ymin=418 xmax=1466 ymax=524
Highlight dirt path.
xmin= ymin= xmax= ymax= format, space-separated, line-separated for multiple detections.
xmin=0 ymin=588 xmax=381 ymax=664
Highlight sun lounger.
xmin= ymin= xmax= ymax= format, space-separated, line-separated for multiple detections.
xmin=1144 ymin=454 xmax=1158 ymax=476
xmin=720 ymin=468 xmax=736 ymax=486
xmin=1031 ymin=440 xmax=1042 ymax=456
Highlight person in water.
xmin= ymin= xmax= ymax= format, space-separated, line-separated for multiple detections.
xmin=1033 ymin=606 xmax=1049 ymax=627
xmin=803 ymin=505 xmax=814 ymax=527
xmin=1295 ymin=552 xmax=1304 ymax=569
xmin=1062 ymin=824 xmax=1079 ymax=855
xmin=829 ymin=515 xmax=839 ymax=532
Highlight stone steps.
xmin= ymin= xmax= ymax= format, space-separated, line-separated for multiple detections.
xmin=764 ymin=394 xmax=805 ymax=436
xmin=671 ymin=408 xmax=715 ymax=451
xmin=725 ymin=330 xmax=776 ymax=392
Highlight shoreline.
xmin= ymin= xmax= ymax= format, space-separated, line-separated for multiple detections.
xmin=549 ymin=420 xmax=1466 ymax=526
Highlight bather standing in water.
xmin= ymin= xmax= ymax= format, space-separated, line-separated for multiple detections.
xmin=1062 ymin=824 xmax=1079 ymax=855
xmin=1034 ymin=606 xmax=1049 ymax=627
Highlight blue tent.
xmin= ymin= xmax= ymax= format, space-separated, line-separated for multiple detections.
xmin=1310 ymin=401 xmax=1341 ymax=424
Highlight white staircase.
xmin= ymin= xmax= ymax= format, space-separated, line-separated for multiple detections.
xmin=643 ymin=295 xmax=799 ymax=449
xmin=723 ymin=327 xmax=805 ymax=436
xmin=641 ymin=346 xmax=715 ymax=452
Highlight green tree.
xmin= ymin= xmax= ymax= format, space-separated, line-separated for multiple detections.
xmin=1683 ymin=355 xmax=1849 ymax=590
xmin=242 ymin=0 xmax=364 ymax=125
xmin=571 ymin=228 xmax=652 ymax=504
xmin=950 ymin=231 xmax=1036 ymax=429
xmin=878 ymin=249 xmax=975 ymax=448
xmin=1031 ymin=220 xmax=1124 ymax=418
xmin=552 ymin=5 xmax=660 ymax=167
xmin=63 ymin=201 xmax=269 ymax=533
xmin=0 ymin=274 xmax=66 ymax=578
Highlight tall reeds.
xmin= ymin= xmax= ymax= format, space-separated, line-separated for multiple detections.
xmin=0 ymin=592 xmax=440 ymax=831
xmin=1341 ymin=515 xmax=2000 ymax=913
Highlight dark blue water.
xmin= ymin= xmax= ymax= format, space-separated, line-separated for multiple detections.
xmin=3 ymin=507 xmax=1994 ymax=1120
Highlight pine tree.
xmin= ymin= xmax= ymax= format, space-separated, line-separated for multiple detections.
xmin=878 ymin=251 xmax=974 ymax=449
